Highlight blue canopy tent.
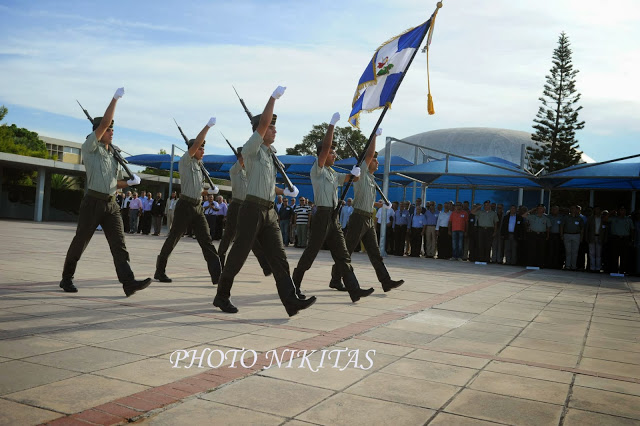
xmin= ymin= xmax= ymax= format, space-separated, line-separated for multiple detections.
xmin=540 ymin=162 xmax=640 ymax=190
xmin=392 ymin=156 xmax=541 ymax=189
xmin=125 ymin=154 xmax=181 ymax=170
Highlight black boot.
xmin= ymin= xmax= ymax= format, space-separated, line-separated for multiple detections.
xmin=213 ymin=296 xmax=238 ymax=313
xmin=348 ymin=287 xmax=374 ymax=303
xmin=123 ymin=278 xmax=152 ymax=297
xmin=155 ymin=256 xmax=172 ymax=283
xmin=292 ymin=268 xmax=307 ymax=300
xmin=283 ymin=295 xmax=317 ymax=317
xmin=59 ymin=278 xmax=78 ymax=293
xmin=154 ymin=272 xmax=172 ymax=283
xmin=329 ymin=279 xmax=347 ymax=291
xmin=382 ymin=278 xmax=404 ymax=292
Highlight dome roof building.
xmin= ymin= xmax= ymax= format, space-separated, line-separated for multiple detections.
xmin=392 ymin=127 xmax=594 ymax=167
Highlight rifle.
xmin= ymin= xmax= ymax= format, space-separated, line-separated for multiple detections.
xmin=76 ymin=100 xmax=134 ymax=180
xmin=343 ymin=139 xmax=389 ymax=205
xmin=172 ymin=118 xmax=218 ymax=191
xmin=219 ymin=132 xmax=239 ymax=157
xmin=232 ymin=86 xmax=294 ymax=192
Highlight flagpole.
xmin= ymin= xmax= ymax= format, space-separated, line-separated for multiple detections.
xmin=335 ymin=10 xmax=437 ymax=215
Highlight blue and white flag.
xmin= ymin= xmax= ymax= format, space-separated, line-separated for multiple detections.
xmin=348 ymin=20 xmax=431 ymax=128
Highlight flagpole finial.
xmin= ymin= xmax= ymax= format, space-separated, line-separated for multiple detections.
xmin=437 ymin=1 xmax=443 ymax=8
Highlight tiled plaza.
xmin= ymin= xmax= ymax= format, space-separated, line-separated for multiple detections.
xmin=0 ymin=220 xmax=638 ymax=425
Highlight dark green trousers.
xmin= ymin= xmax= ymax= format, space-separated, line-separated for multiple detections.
xmin=330 ymin=211 xmax=391 ymax=284
xmin=62 ymin=194 xmax=135 ymax=284
xmin=216 ymin=199 xmax=296 ymax=304
xmin=156 ymin=199 xmax=221 ymax=282
xmin=218 ymin=200 xmax=271 ymax=273
xmin=293 ymin=208 xmax=360 ymax=291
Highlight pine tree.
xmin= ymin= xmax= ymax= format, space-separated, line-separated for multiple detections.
xmin=286 ymin=123 xmax=367 ymax=159
xmin=528 ymin=32 xmax=585 ymax=173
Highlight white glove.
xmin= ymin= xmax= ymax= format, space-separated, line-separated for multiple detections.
xmin=350 ymin=166 xmax=361 ymax=177
xmin=375 ymin=127 xmax=383 ymax=136
xmin=126 ymin=173 xmax=141 ymax=186
xmin=382 ymin=201 xmax=392 ymax=210
xmin=283 ymin=185 xmax=299 ymax=198
xmin=207 ymin=185 xmax=219 ymax=195
xmin=207 ymin=117 xmax=216 ymax=128
xmin=330 ymin=112 xmax=340 ymax=126
xmin=272 ymin=86 xmax=286 ymax=99
xmin=113 ymin=87 xmax=125 ymax=100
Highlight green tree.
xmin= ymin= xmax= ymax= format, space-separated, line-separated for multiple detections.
xmin=0 ymin=105 xmax=7 ymax=122
xmin=527 ymin=32 xmax=585 ymax=173
xmin=286 ymin=123 xmax=368 ymax=159
xmin=51 ymin=174 xmax=76 ymax=190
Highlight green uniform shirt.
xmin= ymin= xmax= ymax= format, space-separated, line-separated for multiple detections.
xmin=310 ymin=160 xmax=346 ymax=207
xmin=229 ymin=161 xmax=247 ymax=201
xmin=476 ymin=209 xmax=498 ymax=227
xmin=561 ymin=215 xmax=583 ymax=234
xmin=244 ymin=131 xmax=276 ymax=201
xmin=353 ymin=170 xmax=376 ymax=212
xmin=82 ymin=132 xmax=123 ymax=195
xmin=178 ymin=153 xmax=203 ymax=199
xmin=528 ymin=214 xmax=551 ymax=232
xmin=609 ymin=216 xmax=634 ymax=236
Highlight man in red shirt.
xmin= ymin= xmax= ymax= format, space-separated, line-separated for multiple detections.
xmin=449 ymin=202 xmax=468 ymax=261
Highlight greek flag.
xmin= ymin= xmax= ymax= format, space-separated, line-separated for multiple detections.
xmin=348 ymin=20 xmax=431 ymax=128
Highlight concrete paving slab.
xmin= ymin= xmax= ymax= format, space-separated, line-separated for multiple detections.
xmin=574 ymin=374 xmax=640 ymax=397
xmin=0 ymin=399 xmax=61 ymax=425
xmin=485 ymin=361 xmax=574 ymax=384
xmin=405 ymin=348 xmax=491 ymax=369
xmin=0 ymin=336 xmax=82 ymax=359
xmin=136 ymin=398 xmax=285 ymax=425
xmin=5 ymin=374 xmax=148 ymax=415
xmin=202 ymin=375 xmax=333 ymax=417
xmin=0 ymin=360 xmax=80 ymax=395
xmin=445 ymin=388 xmax=563 ymax=426
xmin=569 ymin=385 xmax=640 ymax=420
xmin=381 ymin=358 xmax=478 ymax=386
xmin=564 ymin=408 xmax=640 ymax=426
xmin=24 ymin=346 xmax=145 ymax=373
xmin=429 ymin=412 xmax=500 ymax=425
xmin=296 ymin=392 xmax=434 ymax=425
xmin=468 ymin=370 xmax=570 ymax=404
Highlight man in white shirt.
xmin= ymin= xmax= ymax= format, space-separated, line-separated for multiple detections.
xmin=203 ymin=194 xmax=219 ymax=241
xmin=165 ymin=191 xmax=178 ymax=231
xmin=340 ymin=198 xmax=354 ymax=232
xmin=435 ymin=201 xmax=452 ymax=259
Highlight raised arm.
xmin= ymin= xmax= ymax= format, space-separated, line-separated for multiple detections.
xmin=188 ymin=117 xmax=216 ymax=157
xmin=256 ymin=86 xmax=285 ymax=138
xmin=95 ymin=87 xmax=124 ymax=141
xmin=317 ymin=112 xmax=340 ymax=168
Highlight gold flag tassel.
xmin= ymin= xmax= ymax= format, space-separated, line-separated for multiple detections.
xmin=426 ymin=1 xmax=442 ymax=115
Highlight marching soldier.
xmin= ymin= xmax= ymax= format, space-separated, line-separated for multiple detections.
xmin=213 ymin=86 xmax=316 ymax=316
xmin=217 ymin=147 xmax=272 ymax=276
xmin=60 ymin=87 xmax=151 ymax=296
xmin=292 ymin=112 xmax=374 ymax=302
xmin=329 ymin=130 xmax=404 ymax=292
xmin=154 ymin=117 xmax=222 ymax=285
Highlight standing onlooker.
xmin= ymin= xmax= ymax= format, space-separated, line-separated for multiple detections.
xmin=491 ymin=203 xmax=504 ymax=264
xmin=449 ymin=201 xmax=468 ymax=261
xmin=393 ymin=201 xmax=410 ymax=256
xmin=203 ymin=194 xmax=219 ymax=241
xmin=547 ymin=205 xmax=564 ymax=269
xmin=409 ymin=205 xmax=426 ymax=257
xmin=423 ymin=202 xmax=438 ymax=258
xmin=339 ymin=198 xmax=354 ymax=236
xmin=289 ymin=198 xmax=297 ymax=246
xmin=128 ymin=192 xmax=142 ymax=234
xmin=608 ymin=206 xmax=634 ymax=274
xmin=473 ymin=200 xmax=499 ymax=262
xmin=294 ymin=197 xmax=312 ymax=248
xmin=214 ymin=195 xmax=227 ymax=240
xmin=561 ymin=205 xmax=584 ymax=271
xmin=586 ymin=206 xmax=605 ymax=272
xmin=166 ymin=191 xmax=178 ymax=231
xmin=120 ymin=190 xmax=132 ymax=233
xmin=141 ymin=191 xmax=153 ymax=235
xmin=278 ymin=197 xmax=294 ymax=247
xmin=151 ymin=192 xmax=166 ymax=236
xmin=436 ymin=201 xmax=452 ymax=259
xmin=501 ymin=205 xmax=524 ymax=265
xmin=525 ymin=204 xmax=551 ymax=267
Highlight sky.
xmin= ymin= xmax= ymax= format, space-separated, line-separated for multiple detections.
xmin=1 ymin=0 xmax=639 ymax=163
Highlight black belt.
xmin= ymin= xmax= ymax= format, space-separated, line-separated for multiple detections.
xmin=354 ymin=208 xmax=372 ymax=217
xmin=87 ymin=190 xmax=116 ymax=202
xmin=180 ymin=194 xmax=201 ymax=206
xmin=231 ymin=198 xmax=244 ymax=204
xmin=316 ymin=206 xmax=332 ymax=211
xmin=244 ymin=195 xmax=274 ymax=209
xmin=564 ymin=232 xmax=580 ymax=234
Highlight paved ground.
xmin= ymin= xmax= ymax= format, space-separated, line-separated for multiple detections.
xmin=0 ymin=219 xmax=639 ymax=426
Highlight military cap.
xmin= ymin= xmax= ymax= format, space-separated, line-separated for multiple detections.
xmin=251 ymin=114 xmax=277 ymax=131
xmin=92 ymin=117 xmax=114 ymax=131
